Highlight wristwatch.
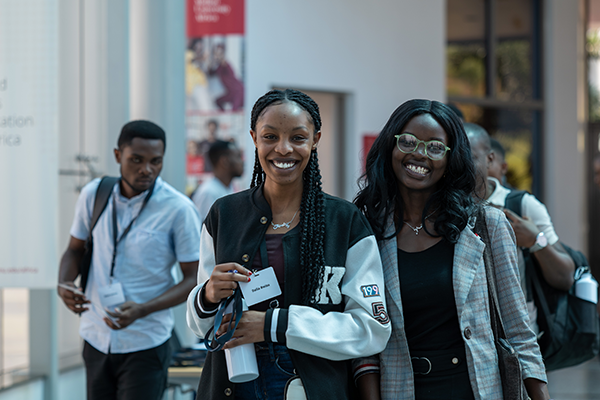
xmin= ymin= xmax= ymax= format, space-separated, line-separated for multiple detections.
xmin=529 ymin=231 xmax=548 ymax=253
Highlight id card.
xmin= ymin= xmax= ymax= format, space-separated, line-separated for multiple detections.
xmin=98 ymin=281 xmax=126 ymax=308
xmin=238 ymin=267 xmax=282 ymax=307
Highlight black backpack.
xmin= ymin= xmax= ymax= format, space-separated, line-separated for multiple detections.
xmin=504 ymin=190 xmax=600 ymax=370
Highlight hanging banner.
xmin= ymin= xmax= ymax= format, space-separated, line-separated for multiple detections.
xmin=0 ymin=0 xmax=59 ymax=287
xmin=185 ymin=0 xmax=245 ymax=195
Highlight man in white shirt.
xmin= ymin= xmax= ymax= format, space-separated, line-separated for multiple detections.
xmin=57 ymin=120 xmax=201 ymax=400
xmin=465 ymin=123 xmax=575 ymax=331
xmin=192 ymin=139 xmax=243 ymax=221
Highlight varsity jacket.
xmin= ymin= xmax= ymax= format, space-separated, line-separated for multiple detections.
xmin=186 ymin=185 xmax=392 ymax=400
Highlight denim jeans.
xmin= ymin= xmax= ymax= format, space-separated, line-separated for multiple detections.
xmin=234 ymin=343 xmax=296 ymax=400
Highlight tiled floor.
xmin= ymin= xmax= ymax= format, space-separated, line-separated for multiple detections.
xmin=547 ymin=357 xmax=600 ymax=399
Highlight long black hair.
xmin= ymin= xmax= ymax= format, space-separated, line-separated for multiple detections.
xmin=354 ymin=99 xmax=476 ymax=243
xmin=250 ymin=89 xmax=325 ymax=305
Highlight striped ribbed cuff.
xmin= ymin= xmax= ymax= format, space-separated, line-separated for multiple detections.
xmin=264 ymin=308 xmax=288 ymax=344
xmin=353 ymin=363 xmax=380 ymax=384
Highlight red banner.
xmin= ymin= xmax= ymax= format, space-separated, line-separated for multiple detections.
xmin=187 ymin=0 xmax=245 ymax=36
xmin=362 ymin=133 xmax=379 ymax=172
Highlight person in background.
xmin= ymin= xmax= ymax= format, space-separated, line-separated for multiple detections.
xmin=187 ymin=89 xmax=391 ymax=399
xmin=57 ymin=120 xmax=201 ymax=400
xmin=199 ymin=119 xmax=219 ymax=172
xmin=353 ymin=100 xmax=548 ymax=399
xmin=192 ymin=140 xmax=244 ymax=221
xmin=465 ymin=123 xmax=575 ymax=333
xmin=489 ymin=137 xmax=509 ymax=187
xmin=209 ymin=43 xmax=244 ymax=111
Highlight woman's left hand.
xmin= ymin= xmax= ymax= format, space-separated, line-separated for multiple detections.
xmin=217 ymin=310 xmax=266 ymax=349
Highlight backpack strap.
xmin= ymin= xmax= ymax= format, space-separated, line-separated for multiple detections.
xmin=91 ymin=176 xmax=119 ymax=232
xmin=504 ymin=189 xmax=527 ymax=217
xmin=80 ymin=176 xmax=119 ymax=291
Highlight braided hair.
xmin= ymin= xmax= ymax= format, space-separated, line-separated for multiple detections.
xmin=250 ymin=89 xmax=326 ymax=305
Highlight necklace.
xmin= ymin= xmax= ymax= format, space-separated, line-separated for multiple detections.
xmin=271 ymin=209 xmax=299 ymax=230
xmin=403 ymin=209 xmax=438 ymax=236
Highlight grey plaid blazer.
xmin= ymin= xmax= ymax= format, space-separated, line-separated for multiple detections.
xmin=371 ymin=206 xmax=546 ymax=399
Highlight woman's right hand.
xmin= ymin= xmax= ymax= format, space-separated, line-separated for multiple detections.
xmin=203 ymin=263 xmax=252 ymax=305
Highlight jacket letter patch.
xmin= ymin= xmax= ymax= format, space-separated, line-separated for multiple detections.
xmin=317 ymin=266 xmax=345 ymax=304
xmin=371 ymin=302 xmax=389 ymax=324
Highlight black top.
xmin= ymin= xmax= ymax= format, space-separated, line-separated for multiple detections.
xmin=398 ymin=239 xmax=463 ymax=352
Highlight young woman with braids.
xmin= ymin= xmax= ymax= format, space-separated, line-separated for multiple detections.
xmin=187 ymin=89 xmax=391 ymax=400
xmin=353 ymin=99 xmax=549 ymax=399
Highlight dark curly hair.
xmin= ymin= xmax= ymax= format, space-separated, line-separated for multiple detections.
xmin=354 ymin=99 xmax=476 ymax=243
xmin=250 ymin=89 xmax=325 ymax=305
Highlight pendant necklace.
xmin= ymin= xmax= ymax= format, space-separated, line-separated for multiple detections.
xmin=403 ymin=209 xmax=438 ymax=236
xmin=271 ymin=209 xmax=299 ymax=230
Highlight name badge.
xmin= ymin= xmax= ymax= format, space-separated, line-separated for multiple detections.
xmin=238 ymin=267 xmax=281 ymax=307
xmin=98 ymin=281 xmax=126 ymax=308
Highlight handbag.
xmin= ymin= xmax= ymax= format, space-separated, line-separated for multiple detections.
xmin=505 ymin=190 xmax=600 ymax=370
xmin=475 ymin=207 xmax=527 ymax=400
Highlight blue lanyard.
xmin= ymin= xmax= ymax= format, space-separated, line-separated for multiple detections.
xmin=203 ymin=239 xmax=270 ymax=351
xmin=204 ymin=288 xmax=244 ymax=352
xmin=110 ymin=180 xmax=155 ymax=277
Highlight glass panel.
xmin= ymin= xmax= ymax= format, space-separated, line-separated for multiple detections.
xmin=495 ymin=0 xmax=534 ymax=102
xmin=447 ymin=0 xmax=486 ymax=98
xmin=454 ymin=103 xmax=536 ymax=193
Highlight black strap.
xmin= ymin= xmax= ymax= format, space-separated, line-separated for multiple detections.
xmin=259 ymin=239 xmax=269 ymax=270
xmin=110 ymin=179 xmax=155 ymax=277
xmin=504 ymin=190 xmax=527 ymax=217
xmin=526 ymin=257 xmax=554 ymax=326
xmin=80 ymin=176 xmax=119 ymax=291
xmin=203 ymin=289 xmax=244 ymax=352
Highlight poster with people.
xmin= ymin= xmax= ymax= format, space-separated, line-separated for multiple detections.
xmin=185 ymin=0 xmax=245 ymax=195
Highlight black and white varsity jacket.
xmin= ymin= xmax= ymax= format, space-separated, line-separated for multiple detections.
xmin=186 ymin=185 xmax=391 ymax=400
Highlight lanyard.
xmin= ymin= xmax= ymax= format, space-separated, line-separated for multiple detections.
xmin=204 ymin=288 xmax=243 ymax=352
xmin=110 ymin=180 xmax=155 ymax=278
xmin=204 ymin=239 xmax=270 ymax=351
xmin=259 ymin=239 xmax=269 ymax=269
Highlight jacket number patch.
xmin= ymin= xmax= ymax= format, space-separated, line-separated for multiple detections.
xmin=360 ymin=284 xmax=380 ymax=297
xmin=371 ymin=302 xmax=389 ymax=324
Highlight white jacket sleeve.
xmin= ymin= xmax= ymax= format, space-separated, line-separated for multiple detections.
xmin=186 ymin=224 xmax=218 ymax=337
xmin=280 ymin=235 xmax=392 ymax=361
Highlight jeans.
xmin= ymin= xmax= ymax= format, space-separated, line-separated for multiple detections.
xmin=235 ymin=343 xmax=296 ymax=400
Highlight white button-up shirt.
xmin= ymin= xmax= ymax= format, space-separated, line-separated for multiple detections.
xmin=70 ymin=177 xmax=201 ymax=354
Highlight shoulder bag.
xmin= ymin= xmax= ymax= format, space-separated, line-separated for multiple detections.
xmin=475 ymin=206 xmax=527 ymax=400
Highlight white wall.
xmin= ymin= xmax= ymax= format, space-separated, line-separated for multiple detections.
xmin=543 ymin=0 xmax=587 ymax=249
xmin=246 ymin=0 xmax=447 ymax=199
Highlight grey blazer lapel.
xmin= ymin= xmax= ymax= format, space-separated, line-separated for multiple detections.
xmin=453 ymin=224 xmax=486 ymax=317
xmin=379 ymin=217 xmax=404 ymax=318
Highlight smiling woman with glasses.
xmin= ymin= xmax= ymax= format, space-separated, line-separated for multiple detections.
xmin=353 ymin=99 xmax=549 ymax=400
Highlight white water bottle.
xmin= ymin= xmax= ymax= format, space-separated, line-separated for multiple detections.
xmin=224 ymin=299 xmax=259 ymax=383
xmin=575 ymin=272 xmax=598 ymax=304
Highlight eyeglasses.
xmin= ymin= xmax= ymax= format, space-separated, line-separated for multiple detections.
xmin=394 ymin=133 xmax=451 ymax=160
